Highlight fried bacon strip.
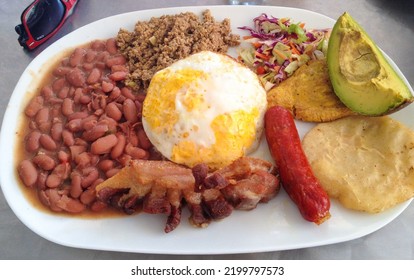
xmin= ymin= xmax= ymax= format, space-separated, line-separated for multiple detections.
xmin=95 ymin=157 xmax=280 ymax=233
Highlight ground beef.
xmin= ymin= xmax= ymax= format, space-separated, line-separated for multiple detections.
xmin=116 ymin=10 xmax=240 ymax=91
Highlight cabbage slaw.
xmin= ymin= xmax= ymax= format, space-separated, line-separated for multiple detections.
xmin=238 ymin=13 xmax=331 ymax=91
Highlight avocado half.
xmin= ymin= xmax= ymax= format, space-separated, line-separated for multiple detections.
xmin=327 ymin=12 xmax=413 ymax=115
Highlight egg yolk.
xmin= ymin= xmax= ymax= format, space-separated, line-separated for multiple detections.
xmin=172 ymin=109 xmax=259 ymax=169
xmin=143 ymin=68 xmax=207 ymax=135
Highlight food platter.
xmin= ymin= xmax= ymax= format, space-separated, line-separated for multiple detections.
xmin=1 ymin=5 xmax=413 ymax=254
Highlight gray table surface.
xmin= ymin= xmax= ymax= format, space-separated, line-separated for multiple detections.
xmin=1 ymin=0 xmax=413 ymax=260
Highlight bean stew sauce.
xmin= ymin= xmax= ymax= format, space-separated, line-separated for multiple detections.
xmin=16 ymin=38 xmax=157 ymax=215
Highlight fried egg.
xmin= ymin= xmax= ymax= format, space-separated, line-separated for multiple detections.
xmin=142 ymin=51 xmax=267 ymax=170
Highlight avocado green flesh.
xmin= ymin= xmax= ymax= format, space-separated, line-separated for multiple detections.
xmin=327 ymin=12 xmax=413 ymax=115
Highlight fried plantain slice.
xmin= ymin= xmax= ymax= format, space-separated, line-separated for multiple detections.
xmin=267 ymin=59 xmax=354 ymax=122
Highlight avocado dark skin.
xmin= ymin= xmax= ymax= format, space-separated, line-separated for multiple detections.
xmin=327 ymin=12 xmax=413 ymax=116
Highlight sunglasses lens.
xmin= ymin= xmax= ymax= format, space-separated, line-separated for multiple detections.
xmin=24 ymin=0 xmax=66 ymax=40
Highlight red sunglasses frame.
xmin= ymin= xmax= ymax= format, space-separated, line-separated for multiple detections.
xmin=18 ymin=0 xmax=78 ymax=50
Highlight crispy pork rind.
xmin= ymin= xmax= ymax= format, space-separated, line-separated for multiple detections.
xmin=267 ymin=60 xmax=354 ymax=122
xmin=302 ymin=116 xmax=414 ymax=213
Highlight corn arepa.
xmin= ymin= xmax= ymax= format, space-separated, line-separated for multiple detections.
xmin=302 ymin=115 xmax=414 ymax=213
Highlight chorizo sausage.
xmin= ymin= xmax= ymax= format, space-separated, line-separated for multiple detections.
xmin=265 ymin=106 xmax=330 ymax=225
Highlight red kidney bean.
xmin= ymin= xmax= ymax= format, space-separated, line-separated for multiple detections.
xmin=53 ymin=66 xmax=71 ymax=77
xmin=95 ymin=62 xmax=106 ymax=70
xmin=96 ymin=51 xmax=110 ymax=63
xmin=109 ymin=71 xmax=128 ymax=82
xmin=62 ymin=129 xmax=75 ymax=146
xmin=82 ymin=124 xmax=108 ymax=142
xmin=52 ymin=78 xmax=66 ymax=92
xmin=87 ymin=68 xmax=102 ymax=84
xmin=99 ymin=96 xmax=107 ymax=110
xmin=39 ymin=134 xmax=57 ymax=151
xmin=98 ymin=159 xmax=114 ymax=172
xmin=41 ymin=85 xmax=54 ymax=100
xmin=54 ymin=162 xmax=71 ymax=180
xmin=74 ymin=137 xmax=88 ymax=147
xmin=90 ymin=154 xmax=100 ymax=166
xmin=111 ymin=64 xmax=128 ymax=73
xmin=90 ymin=200 xmax=107 ymax=212
xmin=46 ymin=173 xmax=62 ymax=188
xmin=69 ymin=48 xmax=86 ymax=67
xmin=128 ymin=129 xmax=139 ymax=147
xmin=91 ymin=40 xmax=106 ymax=51
xmin=83 ymin=63 xmax=94 ymax=71
xmin=109 ymin=86 xmax=121 ymax=101
xmin=106 ymin=55 xmax=126 ymax=68
xmin=67 ymin=111 xmax=89 ymax=121
xmin=135 ymin=94 xmax=146 ymax=103
xmin=137 ymin=128 xmax=152 ymax=149
xmin=101 ymin=80 xmax=114 ymax=93
xmin=125 ymin=143 xmax=147 ymax=160
xmin=50 ymin=107 xmax=63 ymax=119
xmin=105 ymin=102 xmax=122 ymax=121
xmin=32 ymin=154 xmax=56 ymax=171
xmin=121 ymin=87 xmax=135 ymax=100
xmin=44 ymin=189 xmax=63 ymax=212
xmin=123 ymin=98 xmax=138 ymax=123
xmin=66 ymin=118 xmax=83 ymax=132
xmin=61 ymin=98 xmax=74 ymax=116
xmin=25 ymin=130 xmax=41 ymax=152
xmin=91 ymin=134 xmax=118 ymax=154
xmin=110 ymin=133 xmax=126 ymax=159
xmin=81 ymin=115 xmax=98 ymax=127
xmin=70 ymin=172 xmax=83 ymax=198
xmin=57 ymin=86 xmax=70 ymax=99
xmin=81 ymin=119 xmax=98 ymax=131
xmin=66 ymin=68 xmax=86 ymax=87
xmin=56 ymin=195 xmax=85 ymax=213
xmin=80 ymin=188 xmax=96 ymax=205
xmin=81 ymin=167 xmax=99 ymax=188
xmin=25 ymin=96 xmax=44 ymax=117
xmin=75 ymin=152 xmax=91 ymax=167
xmin=36 ymin=172 xmax=48 ymax=191
xmin=69 ymin=145 xmax=87 ymax=161
xmin=85 ymin=49 xmax=97 ymax=63
xmin=58 ymin=150 xmax=69 ymax=163
xmin=35 ymin=107 xmax=50 ymax=125
xmin=106 ymin=38 xmax=118 ymax=54
xmin=18 ymin=160 xmax=38 ymax=187
xmin=73 ymin=87 xmax=84 ymax=104
xmin=99 ymin=116 xmax=117 ymax=133
xmin=47 ymin=126 xmax=62 ymax=146
xmin=79 ymin=94 xmax=91 ymax=105
xmin=105 ymin=168 xmax=121 ymax=178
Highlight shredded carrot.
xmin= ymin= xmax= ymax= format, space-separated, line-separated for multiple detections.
xmin=255 ymin=51 xmax=271 ymax=61
xmin=252 ymin=42 xmax=263 ymax=49
xmin=243 ymin=35 xmax=254 ymax=40
xmin=299 ymin=22 xmax=305 ymax=28
xmin=273 ymin=65 xmax=281 ymax=72
xmin=290 ymin=42 xmax=301 ymax=55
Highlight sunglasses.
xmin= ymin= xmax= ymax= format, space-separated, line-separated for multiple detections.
xmin=15 ymin=0 xmax=78 ymax=51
